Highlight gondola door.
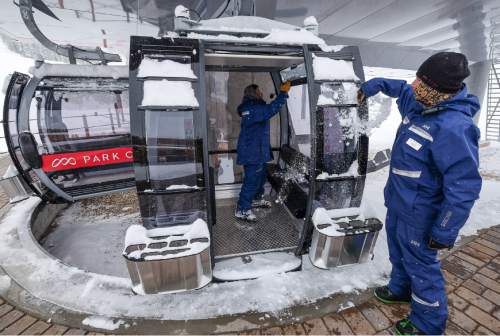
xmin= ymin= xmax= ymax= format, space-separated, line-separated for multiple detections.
xmin=129 ymin=37 xmax=213 ymax=233
xmin=297 ymin=45 xmax=369 ymax=254
xmin=3 ymin=72 xmax=44 ymax=197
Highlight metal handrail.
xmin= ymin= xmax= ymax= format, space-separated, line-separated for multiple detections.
xmin=486 ymin=20 xmax=500 ymax=140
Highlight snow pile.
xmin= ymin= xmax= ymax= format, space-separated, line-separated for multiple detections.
xmin=312 ymin=208 xmax=343 ymax=237
xmin=190 ymin=16 xmax=298 ymax=35
xmin=364 ymin=67 xmax=416 ymax=152
xmin=0 ymin=275 xmax=11 ymax=295
xmin=82 ymin=316 xmax=128 ymax=331
xmin=316 ymin=160 xmax=359 ymax=180
xmin=479 ymin=142 xmax=500 ymax=178
xmin=303 ymin=16 xmax=319 ymax=27
xmin=2 ymin=164 xmax=18 ymax=179
xmin=317 ymin=82 xmax=358 ymax=106
xmin=312 ymin=55 xmax=359 ymax=81
xmin=312 ymin=200 xmax=380 ymax=238
xmin=365 ymin=94 xmax=393 ymax=136
xmin=337 ymin=107 xmax=366 ymax=140
xmin=124 ymin=218 xmax=210 ymax=261
xmin=138 ymin=58 xmax=196 ymax=79
xmin=165 ymin=184 xmax=200 ymax=191
xmin=213 ymin=252 xmax=302 ymax=281
xmin=141 ymin=80 xmax=199 ymax=107
xmin=174 ymin=5 xmax=190 ymax=18
xmin=184 ymin=29 xmax=343 ymax=53
xmin=30 ymin=63 xmax=128 ymax=79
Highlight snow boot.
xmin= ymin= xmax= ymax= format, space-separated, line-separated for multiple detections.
xmin=394 ymin=318 xmax=426 ymax=335
xmin=374 ymin=286 xmax=411 ymax=304
xmin=251 ymin=198 xmax=272 ymax=209
xmin=235 ymin=209 xmax=257 ymax=222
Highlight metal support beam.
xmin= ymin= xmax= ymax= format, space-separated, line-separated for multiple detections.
xmin=19 ymin=0 xmax=122 ymax=63
xmin=464 ymin=60 xmax=490 ymax=125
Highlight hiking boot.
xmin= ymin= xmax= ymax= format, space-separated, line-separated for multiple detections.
xmin=251 ymin=198 xmax=272 ymax=208
xmin=394 ymin=318 xmax=426 ymax=335
xmin=235 ymin=209 xmax=257 ymax=222
xmin=374 ymin=286 xmax=411 ymax=304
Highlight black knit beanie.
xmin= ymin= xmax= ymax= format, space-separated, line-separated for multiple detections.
xmin=416 ymin=52 xmax=470 ymax=93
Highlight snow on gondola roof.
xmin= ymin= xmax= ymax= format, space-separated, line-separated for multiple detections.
xmin=30 ymin=63 xmax=129 ymax=79
xmin=173 ymin=11 xmax=343 ymax=52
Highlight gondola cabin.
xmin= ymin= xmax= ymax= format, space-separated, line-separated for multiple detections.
xmin=3 ymin=14 xmax=382 ymax=294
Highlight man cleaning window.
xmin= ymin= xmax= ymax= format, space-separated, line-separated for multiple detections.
xmin=235 ymin=81 xmax=291 ymax=222
xmin=358 ymin=52 xmax=482 ymax=335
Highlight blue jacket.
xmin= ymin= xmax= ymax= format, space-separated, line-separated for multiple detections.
xmin=236 ymin=93 xmax=288 ymax=165
xmin=361 ymin=78 xmax=482 ymax=246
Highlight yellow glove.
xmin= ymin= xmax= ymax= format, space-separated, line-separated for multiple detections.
xmin=280 ymin=81 xmax=291 ymax=93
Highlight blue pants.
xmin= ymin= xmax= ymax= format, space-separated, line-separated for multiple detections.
xmin=238 ymin=163 xmax=266 ymax=211
xmin=386 ymin=211 xmax=448 ymax=335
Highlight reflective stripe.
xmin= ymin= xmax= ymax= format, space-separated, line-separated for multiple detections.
xmin=409 ymin=125 xmax=434 ymax=142
xmin=440 ymin=210 xmax=453 ymax=227
xmin=406 ymin=138 xmax=422 ymax=151
xmin=241 ymin=111 xmax=250 ymax=116
xmin=412 ymin=293 xmax=440 ymax=307
xmin=392 ymin=168 xmax=421 ymax=178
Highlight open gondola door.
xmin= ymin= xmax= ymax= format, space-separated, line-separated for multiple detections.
xmin=125 ymin=37 xmax=213 ymax=294
xmin=3 ymin=72 xmax=44 ymax=198
xmin=298 ymin=45 xmax=382 ymax=268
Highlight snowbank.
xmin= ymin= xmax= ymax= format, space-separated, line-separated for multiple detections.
xmin=82 ymin=316 xmax=128 ymax=331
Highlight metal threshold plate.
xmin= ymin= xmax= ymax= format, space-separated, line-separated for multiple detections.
xmin=213 ymin=252 xmax=302 ymax=281
xmin=213 ymin=198 xmax=300 ymax=258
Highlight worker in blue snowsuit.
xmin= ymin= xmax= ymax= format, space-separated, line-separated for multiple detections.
xmin=359 ymin=52 xmax=482 ymax=335
xmin=235 ymin=81 xmax=291 ymax=222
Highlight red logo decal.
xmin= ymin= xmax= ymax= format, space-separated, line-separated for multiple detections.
xmin=42 ymin=147 xmax=133 ymax=172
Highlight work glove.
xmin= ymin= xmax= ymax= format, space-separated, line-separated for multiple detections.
xmin=428 ymin=238 xmax=452 ymax=250
xmin=357 ymin=89 xmax=366 ymax=105
xmin=280 ymin=81 xmax=291 ymax=93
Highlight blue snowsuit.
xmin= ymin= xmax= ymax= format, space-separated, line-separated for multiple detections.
xmin=361 ymin=78 xmax=482 ymax=335
xmin=236 ymin=93 xmax=288 ymax=211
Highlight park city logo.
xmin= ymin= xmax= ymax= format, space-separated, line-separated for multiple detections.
xmin=50 ymin=157 xmax=77 ymax=168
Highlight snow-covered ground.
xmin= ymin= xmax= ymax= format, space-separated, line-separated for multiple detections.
xmin=0 ymin=143 xmax=498 ymax=323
